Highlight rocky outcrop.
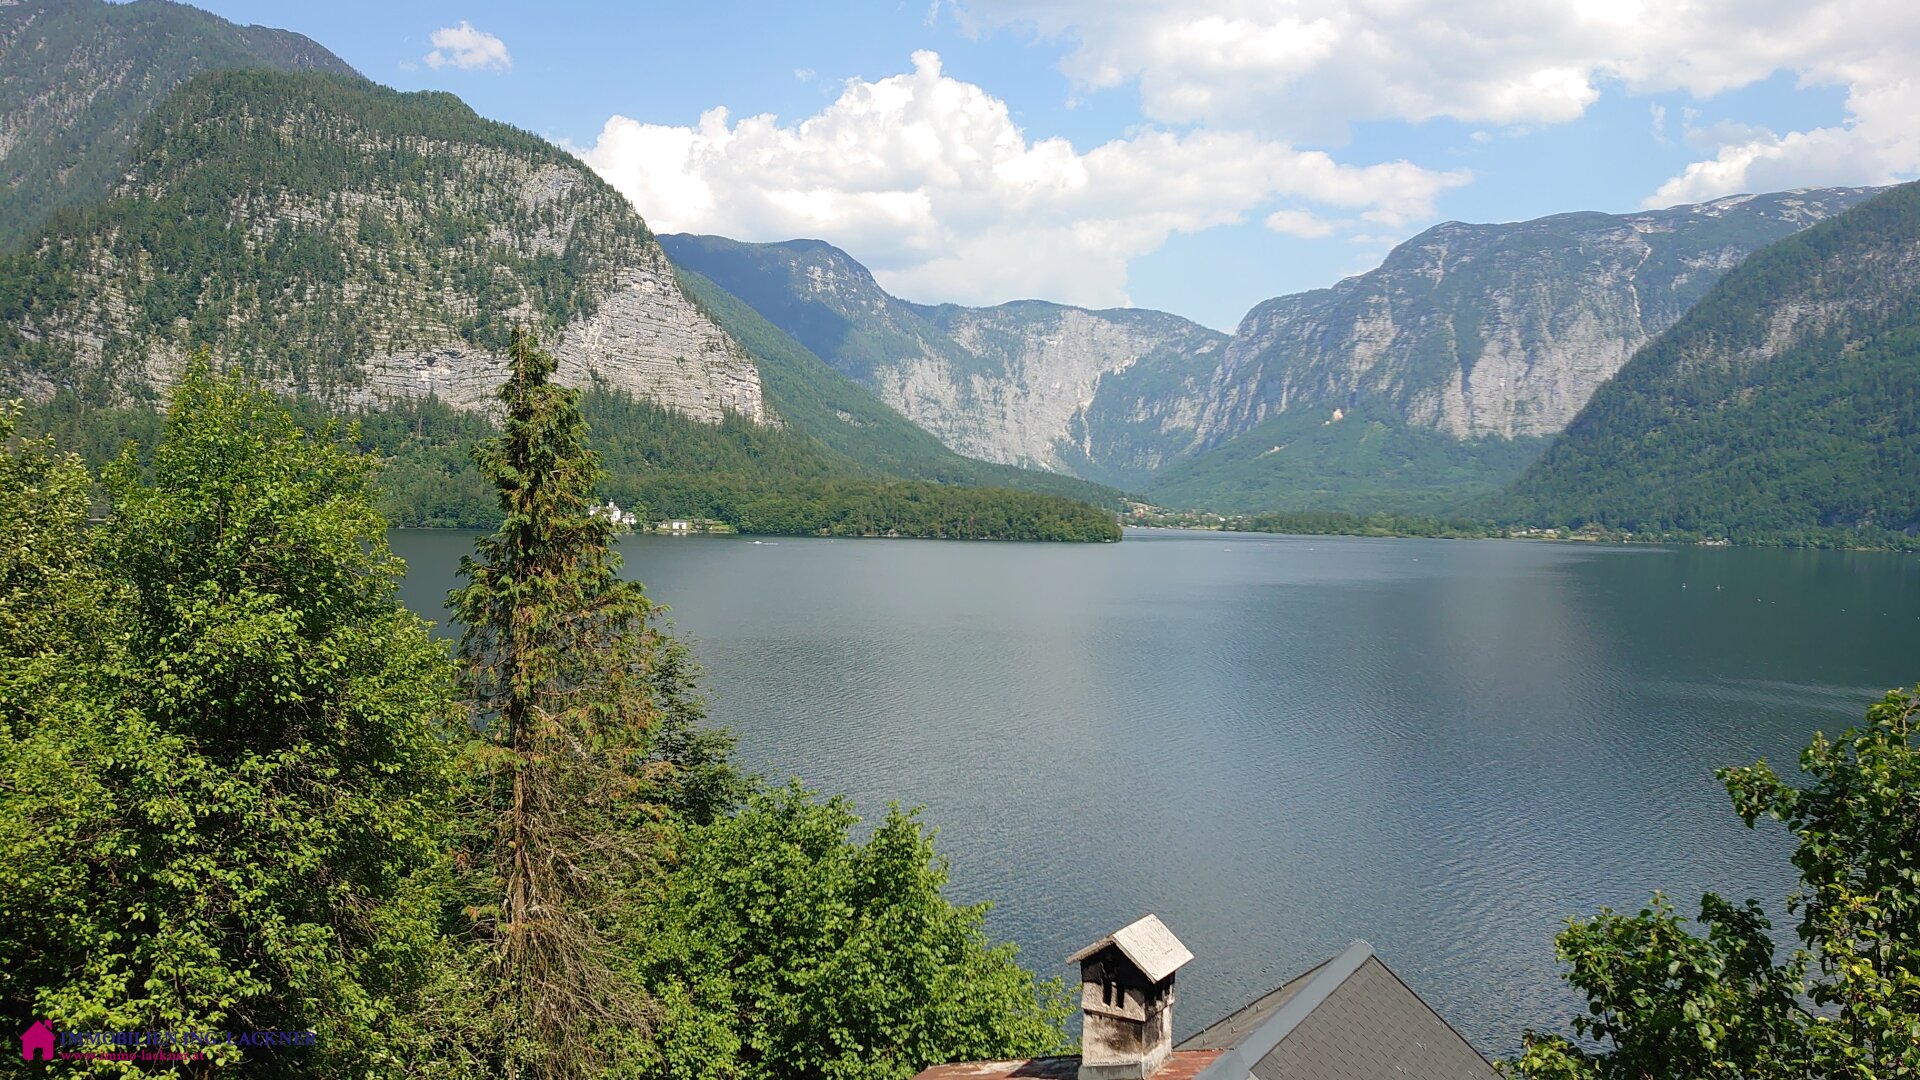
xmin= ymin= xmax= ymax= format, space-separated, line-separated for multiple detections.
xmin=659 ymin=235 xmax=1224 ymax=481
xmin=356 ymin=251 xmax=765 ymax=422
xmin=1194 ymin=188 xmax=1884 ymax=448
xmin=884 ymin=302 xmax=1226 ymax=474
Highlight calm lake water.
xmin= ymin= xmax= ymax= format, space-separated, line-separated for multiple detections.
xmin=391 ymin=528 xmax=1920 ymax=1056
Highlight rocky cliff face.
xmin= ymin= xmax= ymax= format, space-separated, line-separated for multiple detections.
xmin=659 ymin=235 xmax=1224 ymax=480
xmin=885 ymin=301 xmax=1226 ymax=477
xmin=0 ymin=0 xmax=357 ymax=250
xmin=352 ymin=247 xmax=763 ymax=421
xmin=1196 ymin=188 xmax=1883 ymax=447
xmin=665 ymin=191 xmax=1874 ymax=489
xmin=0 ymin=71 xmax=766 ymax=424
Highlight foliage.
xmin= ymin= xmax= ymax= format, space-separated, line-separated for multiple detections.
xmin=1503 ymin=181 xmax=1920 ymax=544
xmin=14 ymin=385 xmax=1123 ymax=541
xmin=447 ymin=331 xmax=736 ymax=1077
xmin=1723 ymin=688 xmax=1920 ymax=1073
xmin=1507 ymin=686 xmax=1920 ymax=1079
xmin=0 ymin=360 xmax=455 ymax=1076
xmin=2 ymin=343 xmax=1076 ymax=1079
xmin=634 ymin=781 xmax=1075 ymax=1080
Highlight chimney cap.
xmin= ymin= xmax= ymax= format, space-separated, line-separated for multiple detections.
xmin=1068 ymin=913 xmax=1195 ymax=983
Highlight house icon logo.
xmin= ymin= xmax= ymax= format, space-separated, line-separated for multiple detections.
xmin=20 ymin=1020 xmax=55 ymax=1061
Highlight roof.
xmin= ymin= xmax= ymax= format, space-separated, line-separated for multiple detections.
xmin=1180 ymin=941 xmax=1496 ymax=1080
xmin=1065 ymin=913 xmax=1195 ymax=983
xmin=913 ymin=1051 xmax=1225 ymax=1080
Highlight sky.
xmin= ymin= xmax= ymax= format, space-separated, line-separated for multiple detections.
xmin=181 ymin=1 xmax=1919 ymax=330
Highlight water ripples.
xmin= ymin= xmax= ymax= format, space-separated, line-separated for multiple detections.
xmin=389 ymin=528 xmax=1920 ymax=1058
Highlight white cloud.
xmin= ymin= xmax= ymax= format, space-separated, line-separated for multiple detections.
xmin=956 ymin=1 xmax=1920 ymax=200
xmin=1648 ymin=76 xmax=1920 ymax=205
xmin=576 ymin=51 xmax=1465 ymax=308
xmin=424 ymin=21 xmax=511 ymax=72
xmin=1264 ymin=209 xmax=1337 ymax=238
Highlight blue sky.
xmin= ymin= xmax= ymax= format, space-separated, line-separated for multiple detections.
xmin=185 ymin=1 xmax=1915 ymax=330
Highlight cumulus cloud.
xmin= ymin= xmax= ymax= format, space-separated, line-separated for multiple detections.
xmin=956 ymin=0 xmax=1920 ymax=201
xmin=1263 ymin=209 xmax=1338 ymax=238
xmin=424 ymin=21 xmax=511 ymax=72
xmin=576 ymin=51 xmax=1465 ymax=308
xmin=1648 ymin=77 xmax=1920 ymax=206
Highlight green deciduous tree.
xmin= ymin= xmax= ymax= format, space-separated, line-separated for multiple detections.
xmin=634 ymin=781 xmax=1074 ymax=1080
xmin=1507 ymin=686 xmax=1920 ymax=1079
xmin=0 ymin=360 xmax=456 ymax=1076
xmin=1723 ymin=688 xmax=1920 ymax=1075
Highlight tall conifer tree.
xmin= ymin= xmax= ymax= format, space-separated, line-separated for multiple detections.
xmin=450 ymin=329 xmax=669 ymax=1077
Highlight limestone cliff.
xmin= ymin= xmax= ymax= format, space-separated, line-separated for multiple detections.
xmin=1197 ymin=188 xmax=1883 ymax=448
xmin=664 ymin=191 xmax=1874 ymax=491
xmin=659 ymin=235 xmax=1224 ymax=483
xmin=0 ymin=70 xmax=766 ymax=423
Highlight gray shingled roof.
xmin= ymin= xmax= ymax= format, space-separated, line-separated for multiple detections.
xmin=1178 ymin=942 xmax=1496 ymax=1080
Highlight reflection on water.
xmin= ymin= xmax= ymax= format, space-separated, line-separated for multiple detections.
xmin=391 ymin=528 xmax=1920 ymax=1055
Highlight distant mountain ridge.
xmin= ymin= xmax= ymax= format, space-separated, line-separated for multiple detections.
xmin=659 ymin=233 xmax=1228 ymax=486
xmin=1199 ymin=188 xmax=1882 ymax=448
xmin=663 ymin=189 xmax=1878 ymax=506
xmin=0 ymin=0 xmax=357 ymax=250
xmin=1501 ymin=180 xmax=1920 ymax=541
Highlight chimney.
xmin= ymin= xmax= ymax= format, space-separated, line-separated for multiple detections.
xmin=1066 ymin=914 xmax=1194 ymax=1080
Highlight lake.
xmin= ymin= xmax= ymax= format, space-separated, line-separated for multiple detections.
xmin=390 ymin=527 xmax=1920 ymax=1057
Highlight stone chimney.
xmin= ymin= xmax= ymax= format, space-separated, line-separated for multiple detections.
xmin=1066 ymin=914 xmax=1194 ymax=1080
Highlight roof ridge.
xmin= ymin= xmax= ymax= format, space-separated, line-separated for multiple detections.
xmin=1187 ymin=940 xmax=1374 ymax=1080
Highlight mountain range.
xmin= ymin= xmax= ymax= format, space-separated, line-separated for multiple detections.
xmin=2 ymin=0 xmax=1915 ymax=544
xmin=0 ymin=4 xmax=1119 ymax=538
xmin=664 ymin=186 xmax=1883 ymax=512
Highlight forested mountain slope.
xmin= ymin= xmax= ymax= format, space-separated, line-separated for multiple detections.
xmin=1502 ymin=181 xmax=1920 ymax=541
xmin=1145 ymin=405 xmax=1548 ymax=516
xmin=0 ymin=69 xmax=766 ymax=422
xmin=0 ymin=0 xmax=356 ymax=250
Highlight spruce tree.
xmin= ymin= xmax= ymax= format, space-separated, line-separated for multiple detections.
xmin=449 ymin=329 xmax=680 ymax=1077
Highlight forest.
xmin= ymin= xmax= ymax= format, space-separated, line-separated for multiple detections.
xmin=0 ymin=337 xmax=1073 ymax=1078
xmin=17 ymin=379 xmax=1122 ymax=543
